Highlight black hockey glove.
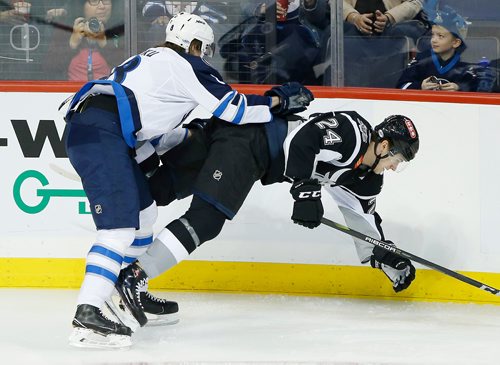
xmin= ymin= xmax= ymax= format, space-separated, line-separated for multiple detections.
xmin=370 ymin=241 xmax=416 ymax=293
xmin=184 ymin=118 xmax=210 ymax=130
xmin=138 ymin=152 xmax=160 ymax=179
xmin=290 ymin=178 xmax=323 ymax=229
xmin=265 ymin=82 xmax=314 ymax=116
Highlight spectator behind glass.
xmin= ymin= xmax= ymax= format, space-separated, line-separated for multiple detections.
xmin=0 ymin=1 xmax=50 ymax=80
xmin=138 ymin=1 xmax=228 ymax=48
xmin=0 ymin=1 xmax=30 ymax=25
xmin=219 ymin=0 xmax=323 ymax=84
xmin=397 ymin=5 xmax=478 ymax=91
xmin=43 ymin=0 xmax=68 ymax=23
xmin=1 ymin=1 xmax=73 ymax=24
xmin=344 ymin=0 xmax=427 ymax=42
xmin=299 ymin=0 xmax=333 ymax=84
xmin=42 ymin=0 xmax=124 ymax=80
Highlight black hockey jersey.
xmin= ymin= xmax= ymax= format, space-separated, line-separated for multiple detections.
xmin=283 ymin=111 xmax=383 ymax=198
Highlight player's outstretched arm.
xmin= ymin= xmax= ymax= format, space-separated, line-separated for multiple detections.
xmin=264 ymin=82 xmax=314 ymax=116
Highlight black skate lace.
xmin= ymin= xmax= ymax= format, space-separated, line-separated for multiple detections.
xmin=145 ymin=291 xmax=167 ymax=304
xmin=99 ymin=309 xmax=118 ymax=325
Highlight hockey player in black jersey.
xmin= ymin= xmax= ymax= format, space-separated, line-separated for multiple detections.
xmin=285 ymin=113 xmax=418 ymax=293
xmin=111 ymin=110 xmax=419 ymax=334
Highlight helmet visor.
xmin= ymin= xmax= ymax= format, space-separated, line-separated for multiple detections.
xmin=203 ymin=42 xmax=215 ymax=58
xmin=387 ymin=151 xmax=409 ymax=173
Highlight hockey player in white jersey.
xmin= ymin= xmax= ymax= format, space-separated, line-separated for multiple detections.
xmin=109 ymin=111 xmax=419 ymax=335
xmin=65 ymin=12 xmax=313 ymax=348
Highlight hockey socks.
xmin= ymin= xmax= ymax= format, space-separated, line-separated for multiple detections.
xmin=77 ymin=228 xmax=135 ymax=309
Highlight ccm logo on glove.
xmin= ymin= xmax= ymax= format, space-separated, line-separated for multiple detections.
xmin=290 ymin=179 xmax=323 ymax=229
xmin=298 ymin=191 xmax=321 ymax=199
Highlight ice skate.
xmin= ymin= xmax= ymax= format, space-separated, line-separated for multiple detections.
xmin=69 ymin=304 xmax=132 ymax=349
xmin=108 ymin=290 xmax=179 ymax=327
xmin=113 ymin=261 xmax=149 ymax=327
xmin=142 ymin=291 xmax=180 ymax=326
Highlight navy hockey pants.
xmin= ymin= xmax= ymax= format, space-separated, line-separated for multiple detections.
xmin=65 ymin=106 xmax=153 ymax=230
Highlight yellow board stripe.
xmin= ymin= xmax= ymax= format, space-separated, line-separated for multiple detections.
xmin=2 ymin=258 xmax=500 ymax=304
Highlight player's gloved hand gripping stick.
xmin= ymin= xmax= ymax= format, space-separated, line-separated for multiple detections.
xmin=321 ymin=217 xmax=500 ymax=296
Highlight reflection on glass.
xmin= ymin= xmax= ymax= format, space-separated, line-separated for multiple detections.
xmin=0 ymin=0 xmax=499 ymax=90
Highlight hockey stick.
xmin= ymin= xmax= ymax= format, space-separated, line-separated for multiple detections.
xmin=320 ymin=217 xmax=500 ymax=297
xmin=49 ymin=163 xmax=81 ymax=182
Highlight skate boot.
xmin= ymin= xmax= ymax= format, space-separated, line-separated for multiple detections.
xmin=141 ymin=291 xmax=179 ymax=326
xmin=108 ymin=288 xmax=180 ymax=327
xmin=69 ymin=304 xmax=132 ymax=349
xmin=113 ymin=261 xmax=149 ymax=327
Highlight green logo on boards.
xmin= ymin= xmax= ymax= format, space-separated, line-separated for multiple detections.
xmin=13 ymin=170 xmax=90 ymax=214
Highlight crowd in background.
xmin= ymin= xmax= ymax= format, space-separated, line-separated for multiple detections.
xmin=0 ymin=0 xmax=499 ymax=92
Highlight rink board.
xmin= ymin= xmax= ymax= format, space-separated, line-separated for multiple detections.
xmin=2 ymin=258 xmax=500 ymax=304
xmin=1 ymin=83 xmax=500 ymax=303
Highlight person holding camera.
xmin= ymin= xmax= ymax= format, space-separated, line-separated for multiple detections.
xmin=43 ymin=0 xmax=124 ymax=80
xmin=69 ymin=10 xmax=107 ymax=51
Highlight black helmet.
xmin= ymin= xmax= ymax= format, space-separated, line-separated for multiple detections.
xmin=374 ymin=115 xmax=419 ymax=161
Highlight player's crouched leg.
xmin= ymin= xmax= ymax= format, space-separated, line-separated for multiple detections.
xmin=70 ymin=228 xmax=136 ymax=349
xmin=109 ymin=203 xmax=180 ymax=327
xmin=114 ymin=197 xmax=227 ymax=327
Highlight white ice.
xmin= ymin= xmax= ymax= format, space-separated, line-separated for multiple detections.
xmin=1 ymin=288 xmax=499 ymax=364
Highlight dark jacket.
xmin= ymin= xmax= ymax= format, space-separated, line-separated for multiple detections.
xmin=397 ymin=49 xmax=477 ymax=91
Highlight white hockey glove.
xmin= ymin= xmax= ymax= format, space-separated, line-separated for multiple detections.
xmin=370 ymin=241 xmax=416 ymax=293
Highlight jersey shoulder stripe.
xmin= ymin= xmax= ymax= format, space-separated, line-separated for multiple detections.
xmin=179 ymin=52 xmax=270 ymax=109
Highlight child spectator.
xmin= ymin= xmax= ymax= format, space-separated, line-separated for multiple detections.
xmin=397 ymin=6 xmax=477 ymax=91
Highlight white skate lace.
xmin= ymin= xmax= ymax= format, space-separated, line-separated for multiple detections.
xmin=135 ymin=278 xmax=148 ymax=309
xmin=145 ymin=291 xmax=167 ymax=304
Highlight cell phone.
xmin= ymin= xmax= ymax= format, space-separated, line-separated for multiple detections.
xmin=430 ymin=76 xmax=448 ymax=85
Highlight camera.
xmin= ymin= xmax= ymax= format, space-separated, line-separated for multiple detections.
xmin=86 ymin=17 xmax=101 ymax=34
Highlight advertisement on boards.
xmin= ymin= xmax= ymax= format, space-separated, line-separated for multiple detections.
xmin=1 ymin=91 xmax=500 ymax=273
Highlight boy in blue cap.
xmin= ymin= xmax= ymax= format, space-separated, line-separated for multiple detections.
xmin=397 ymin=5 xmax=477 ymax=91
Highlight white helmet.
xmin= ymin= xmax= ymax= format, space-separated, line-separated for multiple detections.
xmin=165 ymin=12 xmax=215 ymax=57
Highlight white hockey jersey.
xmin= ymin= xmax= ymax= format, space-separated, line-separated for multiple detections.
xmin=66 ymin=47 xmax=273 ymax=148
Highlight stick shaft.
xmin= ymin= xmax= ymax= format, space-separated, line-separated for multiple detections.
xmin=321 ymin=217 xmax=500 ymax=296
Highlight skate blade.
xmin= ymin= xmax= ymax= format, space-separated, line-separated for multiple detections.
xmin=69 ymin=328 xmax=132 ymax=349
xmin=105 ymin=295 xmax=140 ymax=332
xmin=146 ymin=311 xmax=180 ymax=326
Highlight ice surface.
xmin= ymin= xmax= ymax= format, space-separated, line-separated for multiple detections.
xmin=0 ymin=289 xmax=499 ymax=364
